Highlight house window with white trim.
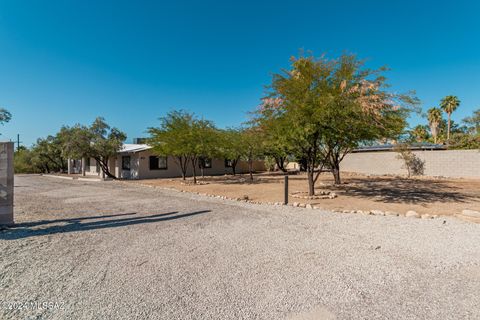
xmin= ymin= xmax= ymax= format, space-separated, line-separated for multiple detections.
xmin=199 ymin=157 xmax=212 ymax=169
xmin=122 ymin=156 xmax=131 ymax=170
xmin=149 ymin=156 xmax=167 ymax=170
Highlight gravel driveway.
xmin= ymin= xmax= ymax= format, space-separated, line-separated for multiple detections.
xmin=1 ymin=175 xmax=479 ymax=320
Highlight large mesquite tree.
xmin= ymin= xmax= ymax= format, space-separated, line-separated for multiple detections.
xmin=59 ymin=117 xmax=126 ymax=178
xmin=256 ymin=53 xmax=417 ymax=195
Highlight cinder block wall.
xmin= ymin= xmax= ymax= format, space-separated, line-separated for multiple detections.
xmin=341 ymin=149 xmax=480 ymax=178
xmin=0 ymin=142 xmax=14 ymax=225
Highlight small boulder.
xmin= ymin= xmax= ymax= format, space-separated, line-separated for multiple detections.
xmin=370 ymin=210 xmax=384 ymax=216
xmin=299 ymin=203 xmax=307 ymax=208
xmin=385 ymin=211 xmax=398 ymax=216
xmin=306 ymin=204 xmax=313 ymax=209
xmin=461 ymin=209 xmax=480 ymax=218
xmin=405 ymin=210 xmax=420 ymax=218
xmin=293 ymin=202 xmax=300 ymax=207
xmin=421 ymin=214 xmax=432 ymax=219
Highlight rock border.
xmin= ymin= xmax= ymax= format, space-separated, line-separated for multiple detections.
xmin=116 ymin=181 xmax=477 ymax=223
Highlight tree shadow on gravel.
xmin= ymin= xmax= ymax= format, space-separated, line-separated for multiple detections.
xmin=0 ymin=210 xmax=211 ymax=240
xmin=330 ymin=177 xmax=477 ymax=204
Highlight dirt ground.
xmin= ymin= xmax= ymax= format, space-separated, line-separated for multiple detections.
xmin=3 ymin=175 xmax=480 ymax=319
xmin=132 ymin=172 xmax=480 ymax=216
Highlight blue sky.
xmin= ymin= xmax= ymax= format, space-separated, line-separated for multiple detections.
xmin=0 ymin=0 xmax=479 ymax=146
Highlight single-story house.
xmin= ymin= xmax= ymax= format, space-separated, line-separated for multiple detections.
xmin=73 ymin=144 xmax=264 ymax=180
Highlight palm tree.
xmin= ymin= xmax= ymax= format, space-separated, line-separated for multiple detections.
xmin=410 ymin=125 xmax=429 ymax=142
xmin=440 ymin=95 xmax=460 ymax=142
xmin=427 ymin=107 xmax=443 ymax=144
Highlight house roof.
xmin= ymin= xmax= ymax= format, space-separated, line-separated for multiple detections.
xmin=353 ymin=143 xmax=446 ymax=153
xmin=119 ymin=144 xmax=152 ymax=154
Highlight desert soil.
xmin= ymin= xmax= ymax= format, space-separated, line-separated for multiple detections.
xmin=1 ymin=175 xmax=479 ymax=319
xmin=133 ymin=172 xmax=480 ymax=217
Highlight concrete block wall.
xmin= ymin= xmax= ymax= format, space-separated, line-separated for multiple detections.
xmin=0 ymin=142 xmax=14 ymax=225
xmin=341 ymin=149 xmax=480 ymax=178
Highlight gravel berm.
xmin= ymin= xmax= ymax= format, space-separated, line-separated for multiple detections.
xmin=1 ymin=175 xmax=479 ymax=319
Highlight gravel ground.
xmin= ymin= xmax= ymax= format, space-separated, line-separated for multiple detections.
xmin=1 ymin=175 xmax=479 ymax=320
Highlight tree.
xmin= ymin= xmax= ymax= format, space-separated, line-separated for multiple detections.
xmin=32 ymin=135 xmax=68 ymax=173
xmin=194 ymin=119 xmax=219 ymax=179
xmin=148 ymin=111 xmax=194 ymax=180
xmin=409 ymin=125 xmax=430 ymax=142
xmin=440 ymin=95 xmax=460 ymax=143
xmin=257 ymin=53 xmax=416 ymax=195
xmin=188 ymin=118 xmax=218 ymax=184
xmin=59 ymin=118 xmax=126 ymax=178
xmin=427 ymin=107 xmax=443 ymax=144
xmin=14 ymin=148 xmax=37 ymax=173
xmin=218 ymin=129 xmax=244 ymax=175
xmin=89 ymin=118 xmax=126 ymax=178
xmin=0 ymin=108 xmax=11 ymax=126
xmin=463 ymin=109 xmax=480 ymax=135
xmin=255 ymin=98 xmax=292 ymax=172
xmin=240 ymin=127 xmax=264 ymax=182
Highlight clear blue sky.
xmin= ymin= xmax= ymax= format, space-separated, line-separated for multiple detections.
xmin=1 ymin=0 xmax=479 ymax=146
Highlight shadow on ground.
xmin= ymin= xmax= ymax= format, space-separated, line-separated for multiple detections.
xmin=0 ymin=210 xmax=211 ymax=240
xmin=331 ymin=177 xmax=478 ymax=204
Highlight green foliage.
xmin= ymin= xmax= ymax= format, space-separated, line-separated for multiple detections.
xmin=440 ymin=95 xmax=460 ymax=142
xmin=408 ymin=125 xmax=430 ymax=142
xmin=0 ymin=108 xmax=11 ymax=126
xmin=217 ymin=128 xmax=244 ymax=175
xmin=440 ymin=95 xmax=460 ymax=115
xmin=427 ymin=107 xmax=443 ymax=143
xmin=59 ymin=117 xmax=126 ymax=178
xmin=256 ymin=52 xmax=416 ymax=193
xmin=240 ymin=127 xmax=265 ymax=181
xmin=394 ymin=144 xmax=425 ymax=177
xmin=14 ymin=148 xmax=37 ymax=173
xmin=148 ymin=110 xmax=219 ymax=183
xmin=463 ymin=109 xmax=480 ymax=135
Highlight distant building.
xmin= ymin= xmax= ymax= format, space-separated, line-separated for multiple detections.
xmin=76 ymin=143 xmax=264 ymax=180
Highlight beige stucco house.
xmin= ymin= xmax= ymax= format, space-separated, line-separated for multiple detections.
xmin=76 ymin=144 xmax=264 ymax=180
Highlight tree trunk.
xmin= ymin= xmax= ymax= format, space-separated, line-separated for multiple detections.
xmin=177 ymin=156 xmax=188 ymax=180
xmin=248 ymin=159 xmax=254 ymax=182
xmin=275 ymin=157 xmax=287 ymax=172
xmin=307 ymin=166 xmax=315 ymax=196
xmin=447 ymin=113 xmax=451 ymax=145
xmin=332 ymin=164 xmax=341 ymax=185
xmin=191 ymin=157 xmax=197 ymax=184
xmin=232 ymin=158 xmax=239 ymax=176
xmin=95 ymin=157 xmax=116 ymax=179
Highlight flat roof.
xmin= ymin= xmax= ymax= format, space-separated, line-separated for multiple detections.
xmin=119 ymin=144 xmax=152 ymax=154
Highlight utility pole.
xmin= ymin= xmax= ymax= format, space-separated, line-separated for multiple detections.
xmin=16 ymin=134 xmax=22 ymax=152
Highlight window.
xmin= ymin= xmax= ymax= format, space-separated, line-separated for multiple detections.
xmin=122 ymin=156 xmax=131 ymax=170
xmin=225 ymin=159 xmax=233 ymax=168
xmin=149 ymin=156 xmax=167 ymax=170
xmin=199 ymin=157 xmax=212 ymax=169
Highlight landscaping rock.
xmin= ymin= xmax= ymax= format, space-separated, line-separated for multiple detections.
xmin=370 ymin=210 xmax=384 ymax=216
xmin=306 ymin=204 xmax=313 ymax=209
xmin=293 ymin=202 xmax=300 ymax=207
xmin=299 ymin=203 xmax=307 ymax=208
xmin=421 ymin=214 xmax=433 ymax=219
xmin=461 ymin=209 xmax=480 ymax=218
xmin=385 ymin=211 xmax=398 ymax=216
xmin=406 ymin=210 xmax=420 ymax=218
